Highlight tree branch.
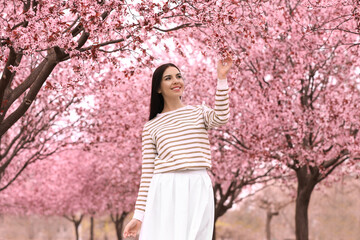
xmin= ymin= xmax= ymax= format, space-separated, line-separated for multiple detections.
xmin=0 ymin=47 xmax=18 ymax=117
xmin=152 ymin=22 xmax=202 ymax=32
xmin=318 ymin=155 xmax=350 ymax=182
xmin=0 ymin=127 xmax=23 ymax=160
xmin=0 ymin=49 xmax=60 ymax=137
xmin=77 ymin=34 xmax=132 ymax=53
xmin=4 ymin=60 xmax=47 ymax=116
xmin=321 ymin=149 xmax=349 ymax=169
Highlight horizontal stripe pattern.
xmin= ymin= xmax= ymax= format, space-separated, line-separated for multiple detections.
xmin=133 ymin=78 xmax=230 ymax=222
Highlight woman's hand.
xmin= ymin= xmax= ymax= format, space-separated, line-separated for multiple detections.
xmin=123 ymin=218 xmax=142 ymax=238
xmin=217 ymin=52 xmax=233 ymax=79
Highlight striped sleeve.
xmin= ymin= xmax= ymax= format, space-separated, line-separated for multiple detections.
xmin=202 ymin=78 xmax=230 ymax=130
xmin=133 ymin=126 xmax=156 ymax=222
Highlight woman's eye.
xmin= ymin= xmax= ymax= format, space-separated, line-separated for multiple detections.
xmin=177 ymin=75 xmax=182 ymax=78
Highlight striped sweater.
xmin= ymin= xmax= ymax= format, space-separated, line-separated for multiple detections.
xmin=133 ymin=78 xmax=230 ymax=222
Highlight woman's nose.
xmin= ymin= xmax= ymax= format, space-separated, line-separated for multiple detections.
xmin=173 ymin=78 xmax=181 ymax=84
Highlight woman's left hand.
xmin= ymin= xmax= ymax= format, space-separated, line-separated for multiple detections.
xmin=217 ymin=53 xmax=233 ymax=79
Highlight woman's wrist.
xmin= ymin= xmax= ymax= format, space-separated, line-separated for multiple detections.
xmin=217 ymin=75 xmax=227 ymax=80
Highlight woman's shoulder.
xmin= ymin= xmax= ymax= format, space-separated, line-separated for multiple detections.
xmin=183 ymin=104 xmax=205 ymax=112
xmin=143 ymin=114 xmax=163 ymax=129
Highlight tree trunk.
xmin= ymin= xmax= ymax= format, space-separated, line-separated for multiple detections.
xmin=115 ymin=216 xmax=124 ymax=240
xmin=266 ymin=212 xmax=272 ymax=240
xmin=266 ymin=211 xmax=278 ymax=240
xmin=64 ymin=214 xmax=84 ymax=240
xmin=74 ymin=221 xmax=81 ymax=240
xmin=90 ymin=216 xmax=94 ymax=240
xmin=111 ymin=212 xmax=128 ymax=240
xmin=295 ymin=166 xmax=318 ymax=240
xmin=212 ymin=183 xmax=232 ymax=240
xmin=212 ymin=189 xmax=219 ymax=240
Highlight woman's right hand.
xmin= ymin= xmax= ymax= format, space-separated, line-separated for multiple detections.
xmin=123 ymin=218 xmax=142 ymax=238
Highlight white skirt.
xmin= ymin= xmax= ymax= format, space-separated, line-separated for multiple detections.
xmin=139 ymin=168 xmax=214 ymax=240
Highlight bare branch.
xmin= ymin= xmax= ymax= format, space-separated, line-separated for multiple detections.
xmin=318 ymin=156 xmax=350 ymax=182
xmin=75 ymin=31 xmax=90 ymax=50
xmin=321 ymin=149 xmax=349 ymax=169
xmin=153 ymin=22 xmax=202 ymax=32
xmin=0 ymin=128 xmax=23 ymax=160
xmin=63 ymin=16 xmax=81 ymax=34
xmin=0 ymin=156 xmax=32 ymax=192
xmin=77 ymin=34 xmax=132 ymax=53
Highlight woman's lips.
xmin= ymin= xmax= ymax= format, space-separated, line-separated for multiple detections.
xmin=172 ymin=87 xmax=181 ymax=91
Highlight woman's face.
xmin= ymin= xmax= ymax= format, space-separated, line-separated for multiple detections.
xmin=158 ymin=66 xmax=184 ymax=99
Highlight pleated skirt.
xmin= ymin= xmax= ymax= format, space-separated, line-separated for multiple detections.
xmin=139 ymin=168 xmax=215 ymax=240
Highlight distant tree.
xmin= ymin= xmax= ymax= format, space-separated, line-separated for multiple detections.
xmin=64 ymin=214 xmax=84 ymax=240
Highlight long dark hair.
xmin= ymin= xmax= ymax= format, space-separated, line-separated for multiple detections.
xmin=148 ymin=63 xmax=182 ymax=121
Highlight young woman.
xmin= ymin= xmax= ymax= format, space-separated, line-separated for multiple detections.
xmin=123 ymin=55 xmax=233 ymax=239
